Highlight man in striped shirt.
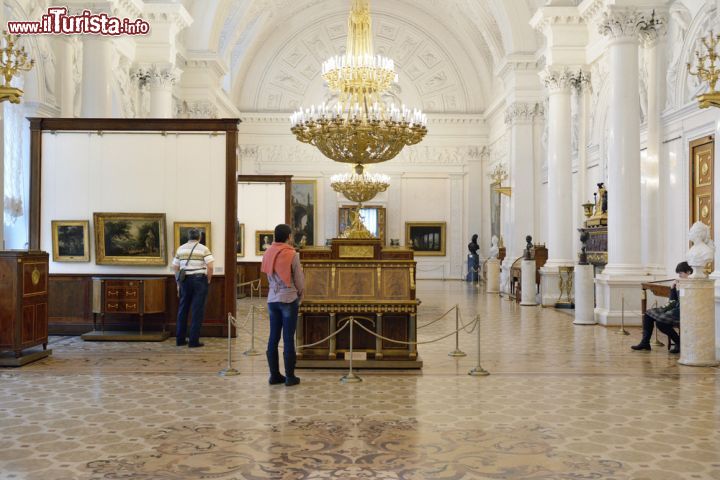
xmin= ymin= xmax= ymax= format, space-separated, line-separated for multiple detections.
xmin=172 ymin=228 xmax=214 ymax=348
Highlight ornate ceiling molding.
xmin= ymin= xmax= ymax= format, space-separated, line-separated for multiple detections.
xmin=504 ymin=101 xmax=544 ymax=125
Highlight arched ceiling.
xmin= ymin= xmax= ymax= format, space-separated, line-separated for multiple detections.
xmin=182 ymin=0 xmax=539 ymax=114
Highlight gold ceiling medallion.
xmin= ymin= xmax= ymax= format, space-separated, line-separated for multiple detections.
xmin=489 ymin=163 xmax=511 ymax=197
xmin=688 ymin=30 xmax=720 ymax=109
xmin=0 ymin=32 xmax=35 ymax=104
xmin=290 ymin=0 xmax=427 ymax=166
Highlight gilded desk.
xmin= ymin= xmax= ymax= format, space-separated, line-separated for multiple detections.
xmin=297 ymin=238 xmax=421 ymax=368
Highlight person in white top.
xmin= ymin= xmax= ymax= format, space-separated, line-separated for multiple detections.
xmin=172 ymin=228 xmax=214 ymax=348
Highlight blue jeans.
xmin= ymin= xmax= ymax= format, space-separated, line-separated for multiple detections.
xmin=176 ymin=275 xmax=209 ymax=345
xmin=267 ymin=300 xmax=299 ymax=354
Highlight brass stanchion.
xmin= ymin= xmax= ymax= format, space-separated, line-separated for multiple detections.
xmin=448 ymin=304 xmax=467 ymax=357
xmin=616 ymin=295 xmax=630 ymax=335
xmin=468 ymin=315 xmax=489 ymax=376
xmin=340 ymin=316 xmax=362 ymax=384
xmin=649 ymin=300 xmax=664 ymax=346
xmin=243 ymin=305 xmax=262 ymax=356
xmin=219 ymin=313 xmax=240 ymax=377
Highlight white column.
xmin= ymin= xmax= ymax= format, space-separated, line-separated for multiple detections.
xmin=145 ymin=66 xmax=180 ymax=118
xmin=643 ymin=26 xmax=666 ymax=275
xmin=572 ymin=73 xmax=591 ymax=258
xmin=58 ymin=37 xmax=75 ymax=117
xmin=504 ymin=102 xmax=538 ymax=259
xmin=80 ymin=36 xmax=112 ymax=117
xmin=542 ymin=68 xmax=574 ymax=267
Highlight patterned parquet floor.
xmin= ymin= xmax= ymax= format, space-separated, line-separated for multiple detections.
xmin=1 ymin=281 xmax=719 ymax=479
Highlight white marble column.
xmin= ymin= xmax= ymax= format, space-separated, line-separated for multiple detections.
xmin=572 ymin=73 xmax=591 ymax=259
xmin=144 ymin=66 xmax=180 ymax=118
xmin=594 ymin=9 xmax=664 ymax=325
xmin=539 ymin=68 xmax=574 ymax=305
xmin=642 ymin=24 xmax=667 ymax=275
xmin=58 ymin=37 xmax=75 ymax=117
xmin=80 ymin=36 xmax=112 ymax=117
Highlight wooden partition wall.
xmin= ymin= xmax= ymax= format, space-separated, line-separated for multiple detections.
xmin=28 ymin=118 xmax=239 ymax=336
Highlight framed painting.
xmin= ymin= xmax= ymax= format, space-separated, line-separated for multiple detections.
xmin=338 ymin=205 xmax=387 ymax=244
xmin=236 ymin=222 xmax=245 ymax=259
xmin=406 ymin=222 xmax=447 ymax=256
xmin=94 ymin=212 xmax=167 ymax=266
xmin=173 ymin=222 xmax=211 ymax=253
xmin=51 ymin=220 xmax=90 ymax=262
xmin=255 ymin=230 xmax=274 ymax=255
xmin=291 ymin=180 xmax=317 ymax=247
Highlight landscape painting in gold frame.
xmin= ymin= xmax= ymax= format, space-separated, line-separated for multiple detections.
xmin=255 ymin=230 xmax=274 ymax=255
xmin=173 ymin=222 xmax=211 ymax=253
xmin=236 ymin=222 xmax=245 ymax=259
xmin=94 ymin=212 xmax=167 ymax=266
xmin=405 ymin=222 xmax=446 ymax=256
xmin=51 ymin=220 xmax=90 ymax=262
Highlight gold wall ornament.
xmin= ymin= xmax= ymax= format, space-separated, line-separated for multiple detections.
xmin=290 ymin=0 xmax=427 ymax=165
xmin=688 ymin=30 xmax=720 ymax=109
xmin=331 ymin=164 xmax=390 ymax=239
xmin=0 ymin=32 xmax=35 ymax=104
xmin=488 ymin=163 xmax=511 ymax=197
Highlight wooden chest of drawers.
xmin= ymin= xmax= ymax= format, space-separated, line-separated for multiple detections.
xmin=91 ymin=277 xmax=166 ymax=335
xmin=0 ymin=251 xmax=50 ymax=357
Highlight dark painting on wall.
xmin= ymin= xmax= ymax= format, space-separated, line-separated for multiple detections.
xmin=406 ymin=222 xmax=447 ymax=256
xmin=94 ymin=212 xmax=167 ymax=266
xmin=291 ymin=180 xmax=316 ymax=247
xmin=51 ymin=220 xmax=90 ymax=262
xmin=174 ymin=222 xmax=211 ymax=252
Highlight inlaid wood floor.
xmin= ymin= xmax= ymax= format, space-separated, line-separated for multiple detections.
xmin=1 ymin=281 xmax=719 ymax=479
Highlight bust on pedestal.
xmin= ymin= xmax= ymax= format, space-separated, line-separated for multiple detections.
xmin=520 ymin=235 xmax=537 ymax=306
xmin=679 ymin=222 xmax=718 ymax=366
xmin=486 ymin=236 xmax=500 ymax=294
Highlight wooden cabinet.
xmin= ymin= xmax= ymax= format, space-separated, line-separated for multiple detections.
xmin=91 ymin=277 xmax=166 ymax=335
xmin=0 ymin=251 xmax=49 ymax=357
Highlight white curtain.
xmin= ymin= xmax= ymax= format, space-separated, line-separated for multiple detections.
xmin=3 ymin=94 xmax=25 ymax=226
xmin=360 ymin=207 xmax=378 ymax=236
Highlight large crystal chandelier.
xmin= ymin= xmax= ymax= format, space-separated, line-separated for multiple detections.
xmin=290 ymin=0 xmax=427 ymax=167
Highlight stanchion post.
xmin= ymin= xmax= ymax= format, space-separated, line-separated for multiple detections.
xmin=616 ymin=295 xmax=630 ymax=335
xmin=449 ymin=304 xmax=467 ymax=357
xmin=650 ymin=300 xmax=664 ymax=346
xmin=219 ymin=313 xmax=240 ymax=377
xmin=243 ymin=305 xmax=262 ymax=356
xmin=340 ymin=317 xmax=362 ymax=384
xmin=468 ymin=315 xmax=489 ymax=376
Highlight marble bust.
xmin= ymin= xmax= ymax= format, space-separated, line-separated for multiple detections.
xmin=489 ymin=235 xmax=499 ymax=259
xmin=687 ymin=221 xmax=715 ymax=278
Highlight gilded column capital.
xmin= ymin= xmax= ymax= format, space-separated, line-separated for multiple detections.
xmin=540 ymin=67 xmax=573 ymax=94
xmin=598 ymin=8 xmax=666 ymax=42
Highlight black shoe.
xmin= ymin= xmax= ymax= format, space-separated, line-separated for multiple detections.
xmin=283 ymin=351 xmax=300 ymax=387
xmin=267 ymin=351 xmax=285 ymax=385
xmin=269 ymin=374 xmax=286 ymax=385
xmin=669 ymin=344 xmax=680 ymax=354
xmin=285 ymin=376 xmax=300 ymax=387
xmin=176 ymin=341 xmax=187 ymax=346
xmin=188 ymin=342 xmax=204 ymax=348
xmin=631 ymin=343 xmax=651 ymax=351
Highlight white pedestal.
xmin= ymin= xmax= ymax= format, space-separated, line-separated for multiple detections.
xmin=540 ymin=267 xmax=560 ymax=306
xmin=679 ymin=278 xmax=719 ymax=367
xmin=520 ymin=260 xmax=537 ymax=306
xmin=573 ymin=264 xmax=595 ymax=325
xmin=594 ymin=271 xmax=653 ymax=326
xmin=486 ymin=258 xmax=500 ymax=293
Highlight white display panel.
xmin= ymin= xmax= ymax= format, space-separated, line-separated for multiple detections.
xmin=41 ymin=132 xmax=228 ymax=275
xmin=237 ymin=183 xmax=286 ymax=262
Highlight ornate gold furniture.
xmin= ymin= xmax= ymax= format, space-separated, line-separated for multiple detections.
xmin=0 ymin=251 xmax=50 ymax=363
xmin=297 ymin=238 xmax=421 ymax=368
xmin=85 ymin=277 xmax=167 ymax=340
xmin=579 ymin=183 xmax=609 ymax=267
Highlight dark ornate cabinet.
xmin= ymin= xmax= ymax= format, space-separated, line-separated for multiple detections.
xmin=0 ymin=251 xmax=49 ymax=357
xmin=91 ymin=277 xmax=167 ymax=336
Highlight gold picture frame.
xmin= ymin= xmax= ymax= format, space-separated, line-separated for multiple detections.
xmin=405 ymin=222 xmax=447 ymax=256
xmin=94 ymin=212 xmax=167 ymax=266
xmin=236 ymin=222 xmax=245 ymax=259
xmin=255 ymin=230 xmax=274 ymax=256
xmin=173 ymin=222 xmax=212 ymax=253
xmin=51 ymin=220 xmax=90 ymax=262
xmin=291 ymin=179 xmax=317 ymax=247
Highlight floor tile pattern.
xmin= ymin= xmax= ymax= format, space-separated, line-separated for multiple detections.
xmin=1 ymin=281 xmax=719 ymax=480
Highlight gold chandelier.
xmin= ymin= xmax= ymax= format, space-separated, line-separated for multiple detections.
xmin=0 ymin=32 xmax=34 ymax=104
xmin=331 ymin=164 xmax=390 ymax=238
xmin=688 ymin=30 xmax=720 ymax=109
xmin=290 ymin=0 xmax=427 ymax=166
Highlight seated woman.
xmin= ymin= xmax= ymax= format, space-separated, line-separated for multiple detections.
xmin=631 ymin=261 xmax=693 ymax=354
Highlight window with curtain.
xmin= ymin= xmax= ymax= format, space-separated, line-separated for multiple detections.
xmin=4 ymin=91 xmax=25 ymax=227
xmin=359 ymin=207 xmax=378 ymax=237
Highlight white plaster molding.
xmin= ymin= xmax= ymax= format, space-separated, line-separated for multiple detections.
xmin=141 ymin=3 xmax=193 ymax=31
xmin=540 ymin=67 xmax=574 ymax=93
xmin=504 ymin=101 xmax=545 ymax=125
xmin=530 ymin=7 xmax=585 ymax=33
xmin=598 ymin=8 xmax=667 ymax=42
xmin=176 ymin=100 xmax=219 ymax=119
xmin=133 ymin=64 xmax=182 ymax=89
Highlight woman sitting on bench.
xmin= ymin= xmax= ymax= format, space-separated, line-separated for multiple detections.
xmin=631 ymin=261 xmax=693 ymax=354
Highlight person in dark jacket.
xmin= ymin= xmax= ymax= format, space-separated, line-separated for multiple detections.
xmin=631 ymin=261 xmax=693 ymax=354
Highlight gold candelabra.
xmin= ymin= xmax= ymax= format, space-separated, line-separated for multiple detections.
xmin=331 ymin=164 xmax=389 ymax=238
xmin=291 ymin=0 xmax=427 ymax=166
xmin=489 ymin=163 xmax=511 ymax=197
xmin=688 ymin=30 xmax=720 ymax=109
xmin=0 ymin=32 xmax=34 ymax=104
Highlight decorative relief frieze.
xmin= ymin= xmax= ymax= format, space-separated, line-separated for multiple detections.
xmin=504 ymin=102 xmax=544 ymax=125
xmin=176 ymin=100 xmax=218 ymax=119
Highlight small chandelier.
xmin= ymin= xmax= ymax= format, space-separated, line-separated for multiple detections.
xmin=0 ymin=32 xmax=34 ymax=104
xmin=488 ymin=163 xmax=511 ymax=197
xmin=291 ymin=0 xmax=427 ymax=166
xmin=688 ymin=30 xmax=720 ymax=109
xmin=331 ymin=164 xmax=390 ymax=238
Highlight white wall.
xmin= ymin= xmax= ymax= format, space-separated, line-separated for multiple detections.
xmin=41 ymin=132 xmax=228 ymax=275
xmin=237 ymin=182 xmax=286 ymax=262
